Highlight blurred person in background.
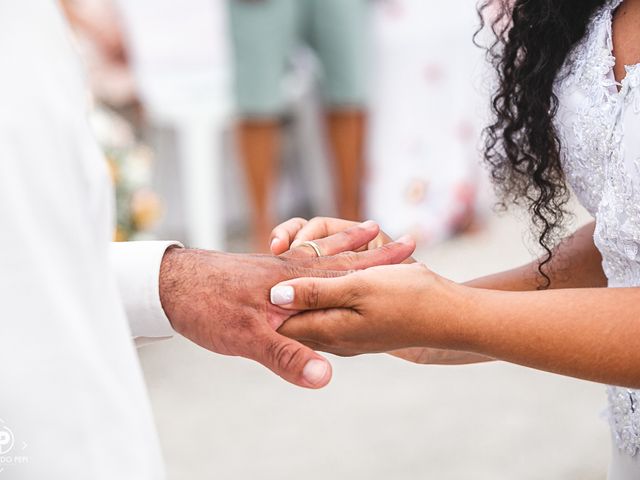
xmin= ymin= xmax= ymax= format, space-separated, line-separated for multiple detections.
xmin=366 ymin=0 xmax=486 ymax=244
xmin=61 ymin=0 xmax=163 ymax=243
xmin=269 ymin=0 xmax=640 ymax=478
xmin=229 ymin=0 xmax=369 ymax=250
xmin=60 ymin=0 xmax=136 ymax=110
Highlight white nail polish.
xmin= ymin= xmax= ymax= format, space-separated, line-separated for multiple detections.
xmin=270 ymin=285 xmax=295 ymax=305
xmin=303 ymin=359 xmax=329 ymax=385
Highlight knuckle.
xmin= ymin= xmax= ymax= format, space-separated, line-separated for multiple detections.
xmin=342 ymin=225 xmax=359 ymax=238
xmin=381 ymin=242 xmax=397 ymax=254
xmin=280 ymin=263 xmax=304 ymax=279
xmin=372 ymin=243 xmax=398 ymax=262
xmin=302 ymin=282 xmax=321 ymax=309
xmin=307 ymin=217 xmax=331 ymax=235
xmin=320 ymin=252 xmax=351 ymax=271
xmin=339 ymin=251 xmax=359 ymax=264
xmin=267 ymin=340 xmax=307 ymax=371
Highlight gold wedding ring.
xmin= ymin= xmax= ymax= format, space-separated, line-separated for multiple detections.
xmin=298 ymin=240 xmax=323 ymax=257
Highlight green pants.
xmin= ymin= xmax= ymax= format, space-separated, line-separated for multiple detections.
xmin=229 ymin=0 xmax=369 ymax=117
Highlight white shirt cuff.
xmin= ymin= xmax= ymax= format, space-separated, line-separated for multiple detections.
xmin=110 ymin=241 xmax=183 ymax=342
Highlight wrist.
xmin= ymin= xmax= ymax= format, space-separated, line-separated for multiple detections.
xmin=159 ymin=247 xmax=197 ymax=332
xmin=416 ymin=277 xmax=480 ymax=351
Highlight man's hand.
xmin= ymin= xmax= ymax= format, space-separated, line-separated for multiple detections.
xmin=158 ymin=222 xmax=415 ymax=389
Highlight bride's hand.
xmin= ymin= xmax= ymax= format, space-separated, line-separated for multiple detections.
xmin=270 ymin=262 xmax=470 ymax=357
xmin=269 ymin=217 xmax=415 ymax=263
xmin=270 ymin=220 xmax=483 ymax=364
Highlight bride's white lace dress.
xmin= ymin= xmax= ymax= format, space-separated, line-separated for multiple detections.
xmin=554 ymin=0 xmax=640 ymax=477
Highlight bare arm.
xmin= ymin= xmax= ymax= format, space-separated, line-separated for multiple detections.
xmin=394 ymin=221 xmax=605 ymax=365
xmin=275 ymin=258 xmax=640 ymax=388
xmin=467 ymin=221 xmax=605 ymax=291
xmin=451 ymin=282 xmax=640 ymax=387
xmin=269 ymin=217 xmax=607 ymax=365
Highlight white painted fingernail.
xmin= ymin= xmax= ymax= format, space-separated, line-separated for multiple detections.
xmin=270 ymin=285 xmax=294 ymax=305
xmin=303 ymin=359 xmax=329 ymax=385
xmin=397 ymin=235 xmax=414 ymax=245
xmin=361 ymin=220 xmax=377 ymax=229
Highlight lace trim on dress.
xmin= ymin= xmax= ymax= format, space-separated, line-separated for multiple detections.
xmin=556 ymin=2 xmax=619 ymax=214
xmin=555 ymin=0 xmax=640 ymax=458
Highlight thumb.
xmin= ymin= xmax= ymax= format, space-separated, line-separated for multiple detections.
xmin=270 ymin=275 xmax=355 ymax=311
xmin=251 ymin=330 xmax=333 ymax=389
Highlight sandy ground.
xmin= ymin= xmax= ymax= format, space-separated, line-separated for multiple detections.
xmin=139 ymin=206 xmax=610 ymax=480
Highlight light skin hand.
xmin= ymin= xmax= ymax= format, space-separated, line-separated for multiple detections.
xmin=158 ymin=221 xmax=416 ymax=390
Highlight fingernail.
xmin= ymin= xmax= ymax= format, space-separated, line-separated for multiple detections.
xmin=303 ymin=359 xmax=329 ymax=385
xmin=397 ymin=235 xmax=414 ymax=246
xmin=270 ymin=238 xmax=279 ymax=250
xmin=270 ymin=285 xmax=294 ymax=306
xmin=361 ymin=220 xmax=377 ymax=230
xmin=290 ymin=239 xmax=302 ymax=249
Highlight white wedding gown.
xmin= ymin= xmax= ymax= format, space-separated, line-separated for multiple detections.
xmin=554 ymin=0 xmax=640 ymax=478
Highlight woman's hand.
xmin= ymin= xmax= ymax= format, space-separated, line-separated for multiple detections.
xmin=269 ymin=217 xmax=415 ymax=263
xmin=270 ymin=218 xmax=481 ymax=364
xmin=270 ymin=263 xmax=470 ymax=357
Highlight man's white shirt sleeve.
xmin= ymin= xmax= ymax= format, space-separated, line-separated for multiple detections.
xmin=110 ymin=241 xmax=183 ymax=341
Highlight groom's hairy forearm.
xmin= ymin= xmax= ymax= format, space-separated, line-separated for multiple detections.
xmin=466 ymin=221 xmax=606 ymax=292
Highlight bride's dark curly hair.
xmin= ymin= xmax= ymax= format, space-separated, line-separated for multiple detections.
xmin=478 ymin=0 xmax=607 ymax=287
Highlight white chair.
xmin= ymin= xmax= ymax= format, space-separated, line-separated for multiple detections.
xmin=115 ymin=0 xmax=232 ymax=249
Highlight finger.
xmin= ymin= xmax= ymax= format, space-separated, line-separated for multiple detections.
xmin=270 ymin=275 xmax=357 ymax=311
xmin=283 ymin=220 xmax=380 ymax=260
xmin=283 ymin=221 xmax=380 ymax=260
xmin=310 ymin=220 xmax=380 ymax=256
xmin=278 ymin=309 xmax=360 ymax=354
xmin=270 ymin=217 xmax=308 ymax=255
xmin=290 ymin=217 xmax=359 ymax=249
xmin=250 ymin=329 xmax=333 ymax=389
xmin=312 ymin=235 xmax=416 ymax=271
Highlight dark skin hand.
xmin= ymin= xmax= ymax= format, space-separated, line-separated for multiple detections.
xmin=158 ymin=221 xmax=416 ymax=389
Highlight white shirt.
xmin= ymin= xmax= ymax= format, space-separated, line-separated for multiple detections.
xmin=0 ymin=1 xmax=176 ymax=478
